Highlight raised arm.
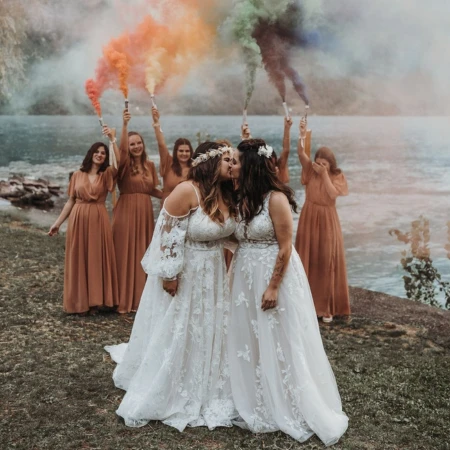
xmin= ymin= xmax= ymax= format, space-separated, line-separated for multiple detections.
xmin=48 ymin=197 xmax=76 ymax=236
xmin=261 ymin=192 xmax=293 ymax=311
xmin=102 ymin=126 xmax=120 ymax=169
xmin=278 ymin=116 xmax=292 ymax=183
xmin=119 ymin=109 xmax=131 ymax=159
xmin=297 ymin=117 xmax=310 ymax=169
xmin=151 ymin=106 xmax=169 ymax=161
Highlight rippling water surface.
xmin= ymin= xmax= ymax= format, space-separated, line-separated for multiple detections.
xmin=1 ymin=115 xmax=449 ymax=302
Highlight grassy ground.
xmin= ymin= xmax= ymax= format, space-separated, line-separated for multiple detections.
xmin=1 ymin=215 xmax=449 ymax=450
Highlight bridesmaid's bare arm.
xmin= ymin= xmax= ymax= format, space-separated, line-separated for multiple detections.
xmin=278 ymin=116 xmax=292 ymax=183
xmin=103 ymin=126 xmax=120 ymax=169
xmin=261 ymin=192 xmax=293 ymax=311
xmin=313 ymin=165 xmax=340 ymax=200
xmin=119 ymin=109 xmax=131 ymax=157
xmin=151 ymin=106 xmax=169 ymax=161
xmin=150 ymin=188 xmax=163 ymax=199
xmin=297 ymin=117 xmax=310 ymax=169
xmin=48 ymin=197 xmax=75 ymax=236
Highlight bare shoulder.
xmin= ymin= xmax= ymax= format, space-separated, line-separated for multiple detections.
xmin=165 ymin=181 xmax=198 ymax=216
xmin=269 ymin=191 xmax=290 ymax=209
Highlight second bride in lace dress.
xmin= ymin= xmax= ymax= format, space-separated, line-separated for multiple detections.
xmin=105 ymin=142 xmax=238 ymax=431
xmin=228 ymin=138 xmax=348 ymax=446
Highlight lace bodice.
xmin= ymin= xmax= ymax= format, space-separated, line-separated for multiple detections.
xmin=142 ymin=204 xmax=236 ymax=279
xmin=235 ymin=193 xmax=276 ymax=244
xmin=187 ymin=208 xmax=236 ymax=243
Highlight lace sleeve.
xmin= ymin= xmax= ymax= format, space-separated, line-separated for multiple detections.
xmin=141 ymin=208 xmax=190 ymax=279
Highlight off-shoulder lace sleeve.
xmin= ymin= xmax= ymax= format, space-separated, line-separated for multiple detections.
xmin=141 ymin=208 xmax=190 ymax=279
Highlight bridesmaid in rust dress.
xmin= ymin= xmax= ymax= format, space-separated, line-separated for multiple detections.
xmin=48 ymin=127 xmax=120 ymax=314
xmin=113 ymin=110 xmax=163 ymax=314
xmin=151 ymin=107 xmax=193 ymax=202
xmin=295 ymin=118 xmax=350 ymax=323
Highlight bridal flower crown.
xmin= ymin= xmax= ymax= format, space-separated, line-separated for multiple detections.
xmin=191 ymin=146 xmax=232 ymax=167
xmin=258 ymin=145 xmax=274 ymax=158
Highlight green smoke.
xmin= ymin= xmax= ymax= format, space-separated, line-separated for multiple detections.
xmin=228 ymin=0 xmax=296 ymax=108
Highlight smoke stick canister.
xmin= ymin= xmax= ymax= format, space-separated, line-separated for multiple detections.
xmin=98 ymin=117 xmax=105 ymax=128
xmin=282 ymin=102 xmax=290 ymax=118
xmin=150 ymin=95 xmax=157 ymax=109
xmin=125 ymin=99 xmax=129 ymax=110
xmin=242 ymin=109 xmax=248 ymax=125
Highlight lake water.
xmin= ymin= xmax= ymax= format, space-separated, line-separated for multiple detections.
xmin=1 ymin=115 xmax=449 ymax=303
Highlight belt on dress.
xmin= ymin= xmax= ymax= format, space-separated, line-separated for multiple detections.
xmin=238 ymin=240 xmax=278 ymax=249
xmin=184 ymin=239 xmax=224 ymax=251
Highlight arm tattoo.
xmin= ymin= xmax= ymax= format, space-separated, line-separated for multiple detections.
xmin=271 ymin=253 xmax=286 ymax=285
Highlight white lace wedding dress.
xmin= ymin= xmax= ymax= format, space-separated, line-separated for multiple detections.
xmin=105 ymin=188 xmax=237 ymax=431
xmin=228 ymin=192 xmax=348 ymax=446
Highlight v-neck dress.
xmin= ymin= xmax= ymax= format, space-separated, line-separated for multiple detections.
xmin=64 ymin=168 xmax=119 ymax=313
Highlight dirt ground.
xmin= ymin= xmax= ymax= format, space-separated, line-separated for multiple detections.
xmin=1 ymin=215 xmax=449 ymax=450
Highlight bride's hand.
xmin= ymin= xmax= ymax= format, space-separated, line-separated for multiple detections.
xmin=163 ymin=279 xmax=178 ymax=297
xmin=261 ymin=287 xmax=278 ymax=311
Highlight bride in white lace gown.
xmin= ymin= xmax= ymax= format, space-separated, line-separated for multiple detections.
xmin=228 ymin=138 xmax=348 ymax=446
xmin=105 ymin=142 xmax=238 ymax=431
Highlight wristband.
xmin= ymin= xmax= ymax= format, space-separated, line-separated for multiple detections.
xmin=109 ymin=138 xmax=117 ymax=144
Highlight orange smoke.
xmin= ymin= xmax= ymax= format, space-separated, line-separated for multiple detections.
xmin=102 ymin=36 xmax=131 ymax=98
xmin=85 ymin=79 xmax=102 ymax=116
xmin=86 ymin=0 xmax=218 ymax=106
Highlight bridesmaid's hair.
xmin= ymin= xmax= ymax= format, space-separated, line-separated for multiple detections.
xmin=80 ymin=142 xmax=110 ymax=173
xmin=236 ymin=138 xmax=297 ymax=223
xmin=188 ymin=141 xmax=236 ymax=224
xmin=315 ymin=147 xmax=342 ymax=175
xmin=172 ymin=138 xmax=194 ymax=177
xmin=128 ymin=131 xmax=150 ymax=177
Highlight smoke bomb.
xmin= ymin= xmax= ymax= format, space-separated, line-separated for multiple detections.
xmin=98 ymin=117 xmax=104 ymax=128
xmin=125 ymin=99 xmax=129 ymax=110
xmin=282 ymin=101 xmax=290 ymax=118
xmin=150 ymin=95 xmax=157 ymax=109
xmin=305 ymin=104 xmax=310 ymax=119
xmin=242 ymin=109 xmax=248 ymax=125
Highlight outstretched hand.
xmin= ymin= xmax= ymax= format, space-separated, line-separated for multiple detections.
xmin=299 ymin=117 xmax=307 ymax=139
xmin=123 ymin=109 xmax=131 ymax=125
xmin=284 ymin=116 xmax=293 ymax=128
xmin=241 ymin=123 xmax=252 ymax=140
xmin=152 ymin=106 xmax=160 ymax=123
xmin=48 ymin=223 xmax=59 ymax=236
xmin=102 ymin=125 xmax=116 ymax=141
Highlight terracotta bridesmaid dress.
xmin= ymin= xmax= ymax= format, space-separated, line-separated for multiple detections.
xmin=64 ymin=168 xmax=119 ymax=313
xmin=113 ymin=155 xmax=160 ymax=313
xmin=159 ymin=152 xmax=188 ymax=202
xmin=295 ymin=161 xmax=351 ymax=317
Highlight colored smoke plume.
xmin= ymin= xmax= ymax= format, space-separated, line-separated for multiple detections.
xmin=228 ymin=0 xmax=310 ymax=108
xmin=85 ymin=79 xmax=102 ymax=116
xmin=86 ymin=1 xmax=216 ymax=104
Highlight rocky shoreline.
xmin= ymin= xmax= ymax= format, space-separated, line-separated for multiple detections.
xmin=0 ymin=215 xmax=449 ymax=449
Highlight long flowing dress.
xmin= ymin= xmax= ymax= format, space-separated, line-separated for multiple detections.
xmin=295 ymin=162 xmax=351 ymax=317
xmin=113 ymin=155 xmax=160 ymax=313
xmin=159 ymin=152 xmax=188 ymax=202
xmin=228 ymin=192 xmax=348 ymax=446
xmin=105 ymin=186 xmax=238 ymax=430
xmin=64 ymin=168 xmax=119 ymax=313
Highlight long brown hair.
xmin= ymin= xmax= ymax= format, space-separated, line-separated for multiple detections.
xmin=172 ymin=138 xmax=193 ymax=176
xmin=128 ymin=131 xmax=150 ymax=177
xmin=315 ymin=146 xmax=342 ymax=175
xmin=80 ymin=142 xmax=109 ymax=173
xmin=187 ymin=142 xmax=235 ymax=224
xmin=236 ymin=138 xmax=297 ymax=223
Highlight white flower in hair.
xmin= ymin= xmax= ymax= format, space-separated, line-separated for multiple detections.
xmin=257 ymin=145 xmax=274 ymax=158
xmin=191 ymin=146 xmax=232 ymax=167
